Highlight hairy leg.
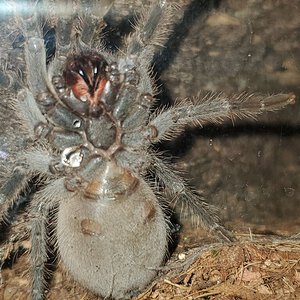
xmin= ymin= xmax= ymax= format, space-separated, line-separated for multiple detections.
xmin=14 ymin=0 xmax=49 ymax=97
xmin=0 ymin=166 xmax=30 ymax=222
xmin=150 ymin=154 xmax=235 ymax=242
xmin=44 ymin=0 xmax=77 ymax=75
xmin=75 ymin=0 xmax=113 ymax=50
xmin=126 ymin=1 xmax=180 ymax=64
xmin=30 ymin=179 xmax=63 ymax=300
xmin=0 ymin=146 xmax=55 ymax=222
xmin=148 ymin=92 xmax=296 ymax=143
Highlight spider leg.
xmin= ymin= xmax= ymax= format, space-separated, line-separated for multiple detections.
xmin=126 ymin=1 xmax=179 ymax=64
xmin=0 ymin=44 xmax=24 ymax=91
xmin=42 ymin=0 xmax=79 ymax=81
xmin=31 ymin=206 xmax=48 ymax=300
xmin=14 ymin=0 xmax=49 ymax=97
xmin=45 ymin=1 xmax=76 ymax=54
xmin=0 ymin=144 xmax=59 ymax=299
xmin=0 ymin=167 xmax=29 ymax=223
xmin=15 ymin=2 xmax=79 ymax=141
xmin=0 ymin=146 xmax=55 ymax=220
xmin=75 ymin=0 xmax=113 ymax=50
xmin=30 ymin=178 xmax=65 ymax=300
xmin=150 ymin=154 xmax=235 ymax=242
xmin=147 ymin=92 xmax=296 ymax=143
xmin=120 ymin=93 xmax=295 ymax=150
xmin=13 ymin=89 xmax=47 ymax=138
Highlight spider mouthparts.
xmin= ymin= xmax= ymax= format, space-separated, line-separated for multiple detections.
xmin=63 ymin=52 xmax=109 ymax=116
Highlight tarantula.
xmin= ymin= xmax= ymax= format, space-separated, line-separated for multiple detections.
xmin=0 ymin=0 xmax=296 ymax=299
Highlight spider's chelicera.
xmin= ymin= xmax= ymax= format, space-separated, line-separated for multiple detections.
xmin=0 ymin=1 xmax=295 ymax=299
xmin=63 ymin=52 xmax=109 ymax=116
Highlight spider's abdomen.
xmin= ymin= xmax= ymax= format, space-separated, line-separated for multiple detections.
xmin=56 ymin=161 xmax=168 ymax=299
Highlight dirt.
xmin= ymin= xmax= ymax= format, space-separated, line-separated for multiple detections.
xmin=137 ymin=239 xmax=300 ymax=300
xmin=0 ymin=0 xmax=300 ymax=299
xmin=1 ymin=232 xmax=300 ymax=300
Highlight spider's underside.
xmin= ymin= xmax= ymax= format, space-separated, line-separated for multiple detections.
xmin=0 ymin=0 xmax=296 ymax=299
